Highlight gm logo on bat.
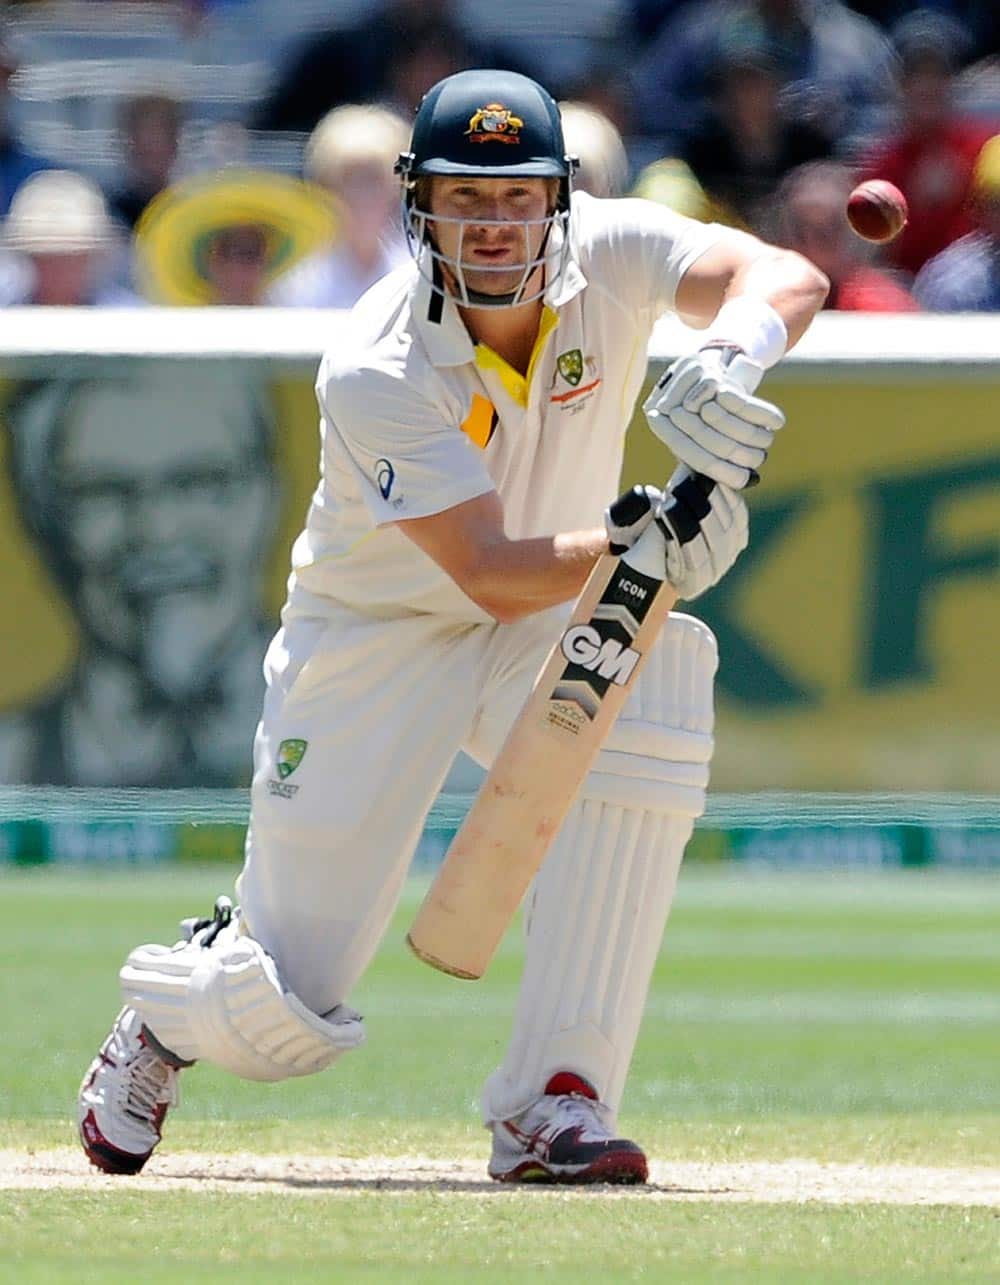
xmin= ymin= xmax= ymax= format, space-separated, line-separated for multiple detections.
xmin=559 ymin=625 xmax=641 ymax=685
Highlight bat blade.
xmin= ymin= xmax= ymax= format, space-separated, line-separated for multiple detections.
xmin=407 ymin=531 xmax=675 ymax=979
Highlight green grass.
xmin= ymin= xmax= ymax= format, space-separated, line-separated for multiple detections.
xmin=2 ymin=1193 xmax=999 ymax=1284
xmin=2 ymin=864 xmax=999 ymax=1282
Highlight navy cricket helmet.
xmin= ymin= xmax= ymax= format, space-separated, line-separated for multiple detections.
xmin=399 ymin=69 xmax=572 ymax=191
xmin=395 ymin=69 xmax=578 ymax=307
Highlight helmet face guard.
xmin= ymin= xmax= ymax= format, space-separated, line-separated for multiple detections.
xmin=395 ymin=70 xmax=577 ymax=309
xmin=399 ymin=199 xmax=571 ymax=308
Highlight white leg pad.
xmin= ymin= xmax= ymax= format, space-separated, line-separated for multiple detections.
xmin=482 ymin=612 xmax=716 ymax=1127
xmin=120 ymin=922 xmax=365 ymax=1082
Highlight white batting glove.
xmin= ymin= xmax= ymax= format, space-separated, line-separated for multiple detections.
xmin=604 ymin=483 xmax=663 ymax=554
xmin=656 ymin=465 xmax=749 ymax=601
xmin=643 ymin=345 xmax=785 ymax=490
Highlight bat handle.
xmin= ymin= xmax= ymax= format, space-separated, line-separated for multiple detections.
xmin=620 ymin=513 xmax=670 ymax=579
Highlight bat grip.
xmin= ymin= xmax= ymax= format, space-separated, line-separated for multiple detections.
xmin=620 ymin=514 xmax=669 ymax=579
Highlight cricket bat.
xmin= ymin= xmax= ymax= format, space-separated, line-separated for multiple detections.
xmin=406 ymin=520 xmax=678 ymax=979
xmin=406 ymin=355 xmax=764 ymax=980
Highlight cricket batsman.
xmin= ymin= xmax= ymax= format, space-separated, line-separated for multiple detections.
xmin=79 ymin=70 xmax=827 ymax=1184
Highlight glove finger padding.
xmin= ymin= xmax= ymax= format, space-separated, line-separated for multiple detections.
xmin=714 ymin=386 xmax=786 ymax=431
xmin=649 ymin=410 xmax=759 ymax=490
xmin=699 ymin=397 xmax=777 ymax=449
xmin=670 ymin=404 xmax=768 ymax=469
xmin=658 ymin=469 xmax=749 ymax=602
xmin=644 ymin=348 xmax=782 ymax=491
xmin=680 ymin=373 xmax=723 ymax=414
xmin=650 ymin=355 xmax=703 ymax=404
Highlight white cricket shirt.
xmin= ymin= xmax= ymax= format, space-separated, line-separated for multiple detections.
xmin=286 ymin=191 xmax=724 ymax=623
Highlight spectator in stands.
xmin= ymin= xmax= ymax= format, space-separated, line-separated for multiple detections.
xmin=201 ymin=224 xmax=275 ymax=307
xmin=381 ymin=22 xmax=477 ymax=123
xmin=133 ymin=169 xmax=336 ymax=305
xmin=0 ymin=170 xmax=138 ymax=306
xmin=629 ymin=0 xmax=698 ymax=45
xmin=252 ymin=0 xmax=527 ymax=134
xmin=857 ymin=10 xmax=999 ymax=278
xmin=850 ymin=2 xmax=1000 ymax=64
xmin=680 ymin=27 xmax=834 ymax=233
xmin=558 ymin=101 xmax=631 ymax=198
xmin=106 ymin=93 xmax=183 ymax=232
xmin=634 ymin=0 xmax=898 ymax=155
xmin=268 ymin=105 xmax=409 ymax=309
xmin=956 ymin=49 xmax=1000 ymax=115
xmin=913 ymin=134 xmax=1000 ymax=310
xmin=773 ymin=160 xmax=919 ymax=310
xmin=630 ymin=156 xmax=723 ymax=222
xmin=955 ymin=1 xmax=1000 ymax=61
xmin=0 ymin=34 xmax=49 ymax=216
xmin=562 ymin=58 xmax=639 ymax=142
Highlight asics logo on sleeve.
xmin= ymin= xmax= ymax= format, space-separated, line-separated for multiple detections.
xmin=375 ymin=459 xmax=395 ymax=499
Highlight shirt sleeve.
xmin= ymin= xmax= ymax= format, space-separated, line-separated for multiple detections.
xmin=580 ymin=194 xmax=727 ymax=323
xmin=317 ymin=357 xmax=495 ymax=526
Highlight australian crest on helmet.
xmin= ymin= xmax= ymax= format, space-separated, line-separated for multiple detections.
xmin=466 ymin=104 xmax=524 ymax=144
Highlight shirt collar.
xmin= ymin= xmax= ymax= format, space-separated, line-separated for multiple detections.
xmin=412 ymin=249 xmax=476 ymax=367
xmin=543 ymin=213 xmax=587 ymax=309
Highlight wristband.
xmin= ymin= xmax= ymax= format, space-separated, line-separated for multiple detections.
xmin=704 ymin=297 xmax=788 ymax=369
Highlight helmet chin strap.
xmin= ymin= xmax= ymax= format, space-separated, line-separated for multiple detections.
xmin=462 ymin=286 xmax=522 ymax=306
xmin=460 ymin=275 xmax=541 ymax=308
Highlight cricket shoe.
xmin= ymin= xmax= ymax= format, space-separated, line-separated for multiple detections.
xmin=78 ymin=1006 xmax=191 ymax=1175
xmin=489 ymin=1072 xmax=648 ymax=1184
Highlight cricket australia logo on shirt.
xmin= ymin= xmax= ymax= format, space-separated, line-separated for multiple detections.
xmin=269 ymin=738 xmax=308 ymax=798
xmin=277 ymin=738 xmax=307 ymax=778
xmin=545 ymin=567 xmax=659 ymax=733
xmin=556 ymin=348 xmax=583 ymax=386
xmin=552 ymin=349 xmax=601 ymax=413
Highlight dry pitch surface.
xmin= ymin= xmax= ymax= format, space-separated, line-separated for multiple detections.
xmin=4 ymin=1149 xmax=1000 ymax=1206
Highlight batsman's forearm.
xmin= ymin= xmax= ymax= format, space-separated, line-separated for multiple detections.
xmin=724 ymin=249 xmax=829 ymax=350
xmin=676 ymin=233 xmax=829 ymax=355
xmin=466 ymin=527 xmax=609 ymax=623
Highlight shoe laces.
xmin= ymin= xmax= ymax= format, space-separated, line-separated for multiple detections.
xmin=540 ymin=1092 xmax=611 ymax=1145
xmin=119 ymin=1044 xmax=177 ymax=1126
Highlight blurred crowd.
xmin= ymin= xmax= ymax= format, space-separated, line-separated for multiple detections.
xmin=1 ymin=0 xmax=1000 ymax=312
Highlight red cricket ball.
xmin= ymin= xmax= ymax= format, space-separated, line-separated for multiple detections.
xmin=846 ymin=179 xmax=909 ymax=243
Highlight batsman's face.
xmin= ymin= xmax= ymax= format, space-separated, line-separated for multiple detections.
xmin=428 ymin=176 xmax=553 ymax=300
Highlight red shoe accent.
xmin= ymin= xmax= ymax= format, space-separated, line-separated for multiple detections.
xmin=562 ymin=1148 xmax=648 ymax=1185
xmin=491 ymin=1071 xmax=648 ymax=1185
xmin=79 ymin=1110 xmax=153 ymax=1176
xmin=492 ymin=1147 xmax=648 ymax=1185
xmin=543 ymin=1071 xmax=598 ymax=1099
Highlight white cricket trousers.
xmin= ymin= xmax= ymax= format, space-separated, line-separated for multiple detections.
xmin=238 ymin=602 xmax=559 ymax=1014
xmin=237 ymin=599 xmax=708 ymax=1117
